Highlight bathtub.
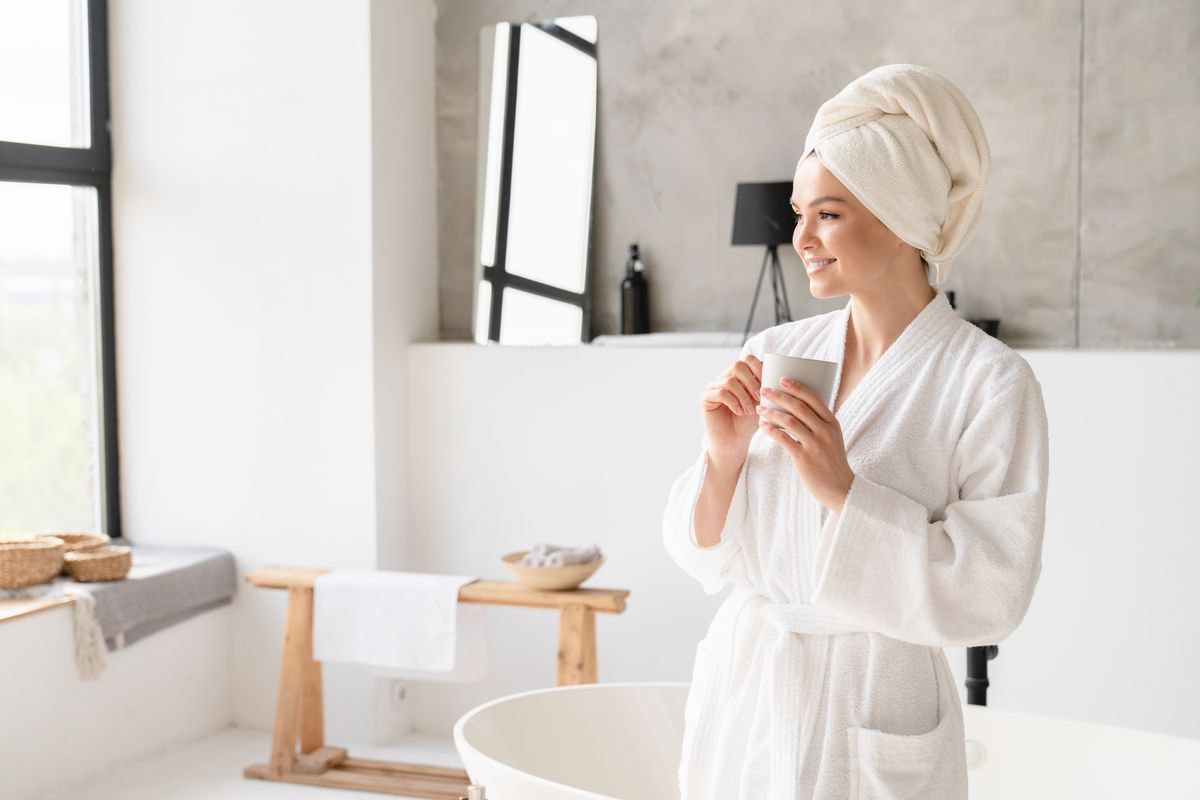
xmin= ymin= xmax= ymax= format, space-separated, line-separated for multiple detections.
xmin=453 ymin=682 xmax=1200 ymax=800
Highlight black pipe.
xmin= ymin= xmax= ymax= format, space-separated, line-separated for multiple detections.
xmin=965 ymin=645 xmax=999 ymax=705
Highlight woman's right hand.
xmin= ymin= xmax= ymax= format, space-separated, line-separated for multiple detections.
xmin=699 ymin=354 xmax=763 ymax=466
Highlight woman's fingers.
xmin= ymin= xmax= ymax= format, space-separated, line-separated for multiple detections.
xmin=703 ymin=381 xmax=753 ymax=415
xmin=723 ymin=384 xmax=755 ymax=415
xmin=759 ymin=384 xmax=822 ymax=436
xmin=704 ymin=355 xmax=765 ymax=416
xmin=772 ymin=378 xmax=835 ymax=423
xmin=744 ymin=354 xmax=763 ymax=382
xmin=757 ymin=407 xmax=808 ymax=443
xmin=733 ymin=358 xmax=762 ymax=402
xmin=729 ymin=357 xmax=758 ymax=410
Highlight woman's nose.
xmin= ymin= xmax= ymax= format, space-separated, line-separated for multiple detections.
xmin=793 ymin=220 xmax=819 ymax=255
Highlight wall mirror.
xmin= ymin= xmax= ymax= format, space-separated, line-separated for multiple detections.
xmin=472 ymin=15 xmax=598 ymax=345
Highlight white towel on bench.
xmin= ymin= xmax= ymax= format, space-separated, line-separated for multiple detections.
xmin=312 ymin=570 xmax=488 ymax=682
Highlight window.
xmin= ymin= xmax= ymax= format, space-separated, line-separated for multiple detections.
xmin=474 ymin=18 xmax=598 ymax=345
xmin=0 ymin=0 xmax=118 ymax=538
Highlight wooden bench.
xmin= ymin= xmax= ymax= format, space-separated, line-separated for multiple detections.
xmin=243 ymin=565 xmax=630 ymax=798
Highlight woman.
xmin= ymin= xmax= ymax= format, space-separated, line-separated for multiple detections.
xmin=663 ymin=64 xmax=1049 ymax=799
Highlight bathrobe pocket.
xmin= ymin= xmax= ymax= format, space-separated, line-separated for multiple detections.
xmin=845 ymin=653 xmax=964 ymax=800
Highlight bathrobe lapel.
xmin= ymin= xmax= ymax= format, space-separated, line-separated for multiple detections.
xmin=800 ymin=290 xmax=957 ymax=591
xmin=826 ymin=290 xmax=955 ymax=453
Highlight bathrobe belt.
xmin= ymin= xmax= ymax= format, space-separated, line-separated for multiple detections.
xmin=757 ymin=600 xmax=871 ymax=636
xmin=746 ymin=600 xmax=871 ymax=795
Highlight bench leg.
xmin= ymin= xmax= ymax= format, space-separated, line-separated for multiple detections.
xmin=270 ymin=587 xmax=321 ymax=773
xmin=299 ymin=619 xmax=325 ymax=754
xmin=557 ymin=604 xmax=597 ymax=685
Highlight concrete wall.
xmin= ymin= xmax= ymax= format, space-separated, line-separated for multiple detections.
xmin=434 ymin=0 xmax=1200 ymax=346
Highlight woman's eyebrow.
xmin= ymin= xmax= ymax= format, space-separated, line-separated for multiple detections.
xmin=790 ymin=195 xmax=849 ymax=210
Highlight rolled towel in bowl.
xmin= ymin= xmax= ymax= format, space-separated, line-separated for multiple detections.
xmin=519 ymin=543 xmax=568 ymax=567
xmin=519 ymin=543 xmax=601 ymax=568
xmin=527 ymin=543 xmax=558 ymax=560
xmin=518 ymin=543 xmax=561 ymax=567
xmin=545 ymin=544 xmax=600 ymax=568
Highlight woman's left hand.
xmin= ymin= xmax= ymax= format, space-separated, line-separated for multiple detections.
xmin=756 ymin=378 xmax=855 ymax=514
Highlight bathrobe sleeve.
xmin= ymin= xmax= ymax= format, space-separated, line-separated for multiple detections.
xmin=662 ymin=437 xmax=752 ymax=594
xmin=661 ymin=338 xmax=761 ymax=595
xmin=811 ymin=373 xmax=1049 ymax=648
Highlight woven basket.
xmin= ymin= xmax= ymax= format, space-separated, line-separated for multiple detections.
xmin=64 ymin=545 xmax=132 ymax=582
xmin=0 ymin=537 xmax=65 ymax=589
xmin=38 ymin=532 xmax=110 ymax=575
xmin=38 ymin=532 xmax=110 ymax=574
xmin=45 ymin=532 xmax=109 ymax=551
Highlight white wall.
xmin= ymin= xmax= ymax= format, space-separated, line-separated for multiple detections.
xmin=106 ymin=0 xmax=438 ymax=743
xmin=0 ymin=605 xmax=231 ymax=799
xmin=403 ymin=344 xmax=1200 ymax=742
xmin=371 ymin=0 xmax=440 ymax=572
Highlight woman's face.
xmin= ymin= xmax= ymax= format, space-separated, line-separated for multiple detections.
xmin=791 ymin=154 xmax=917 ymax=298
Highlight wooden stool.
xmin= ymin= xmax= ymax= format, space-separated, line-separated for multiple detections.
xmin=243 ymin=565 xmax=630 ymax=798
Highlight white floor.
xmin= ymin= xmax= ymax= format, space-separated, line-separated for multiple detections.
xmin=33 ymin=727 xmax=466 ymax=800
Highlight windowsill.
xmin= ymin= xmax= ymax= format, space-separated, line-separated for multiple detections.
xmin=588 ymin=332 xmax=745 ymax=347
xmin=0 ymin=595 xmax=74 ymax=624
xmin=409 ymin=334 xmax=747 ymax=349
xmin=0 ymin=543 xmax=237 ymax=647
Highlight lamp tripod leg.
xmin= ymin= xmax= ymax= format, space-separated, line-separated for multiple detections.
xmin=742 ymin=247 xmax=772 ymax=346
xmin=771 ymin=256 xmax=784 ymax=324
xmin=772 ymin=247 xmax=793 ymax=323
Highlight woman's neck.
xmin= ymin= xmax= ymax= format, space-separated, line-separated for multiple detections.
xmin=846 ymin=282 xmax=937 ymax=365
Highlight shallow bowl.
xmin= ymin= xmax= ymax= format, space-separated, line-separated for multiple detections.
xmin=500 ymin=551 xmax=604 ymax=591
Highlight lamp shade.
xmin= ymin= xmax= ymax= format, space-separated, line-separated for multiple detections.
xmin=731 ymin=181 xmax=794 ymax=246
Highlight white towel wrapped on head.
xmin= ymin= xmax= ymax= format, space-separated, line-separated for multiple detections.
xmin=800 ymin=63 xmax=991 ymax=285
xmin=519 ymin=543 xmax=601 ymax=568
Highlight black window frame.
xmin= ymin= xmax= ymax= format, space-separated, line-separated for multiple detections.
xmin=0 ymin=0 xmax=120 ymax=539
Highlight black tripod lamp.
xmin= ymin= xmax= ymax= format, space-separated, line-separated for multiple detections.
xmin=732 ymin=181 xmax=795 ymax=346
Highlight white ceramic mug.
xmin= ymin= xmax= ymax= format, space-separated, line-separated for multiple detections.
xmin=760 ymin=354 xmax=838 ymax=425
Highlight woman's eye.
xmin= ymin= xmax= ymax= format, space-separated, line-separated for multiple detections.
xmin=792 ymin=211 xmax=838 ymax=222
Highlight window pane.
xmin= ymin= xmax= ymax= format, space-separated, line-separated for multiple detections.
xmin=0 ymin=182 xmax=103 ymax=537
xmin=504 ymin=24 xmax=596 ymax=294
xmin=474 ymin=279 xmax=492 ymax=343
xmin=0 ymin=0 xmax=91 ymax=148
xmin=499 ymin=287 xmax=582 ymax=345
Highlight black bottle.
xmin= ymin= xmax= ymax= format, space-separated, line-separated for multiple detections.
xmin=621 ymin=243 xmax=650 ymax=334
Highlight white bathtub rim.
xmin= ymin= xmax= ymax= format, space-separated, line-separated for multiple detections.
xmin=962 ymin=701 xmax=1200 ymax=748
xmin=452 ymin=681 xmax=689 ymax=800
xmin=454 ymin=681 xmax=1200 ymax=799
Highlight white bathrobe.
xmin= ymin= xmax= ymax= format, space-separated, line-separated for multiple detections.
xmin=663 ymin=288 xmax=1049 ymax=799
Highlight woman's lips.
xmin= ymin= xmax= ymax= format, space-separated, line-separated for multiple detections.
xmin=806 ymin=258 xmax=836 ymax=274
